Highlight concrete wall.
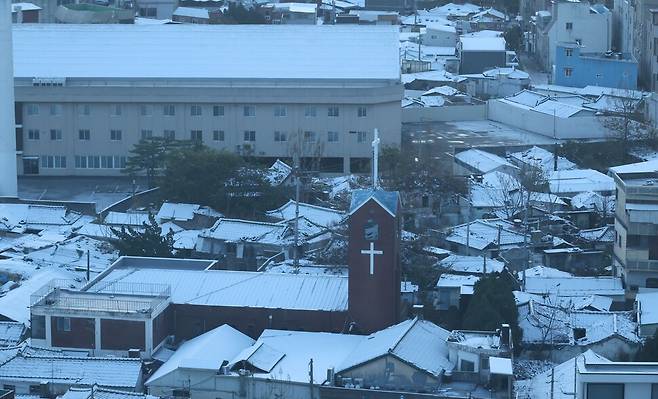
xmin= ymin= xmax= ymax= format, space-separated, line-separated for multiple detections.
xmin=459 ymin=51 xmax=508 ymax=74
xmin=423 ymin=28 xmax=456 ymax=47
xmin=401 ymin=104 xmax=485 ymax=122
xmin=487 ymin=99 xmax=609 ymax=139
xmin=338 ymin=355 xmax=439 ymax=391
xmin=15 ymin=80 xmax=402 ymax=175
xmin=0 ymin=0 xmax=17 ymax=197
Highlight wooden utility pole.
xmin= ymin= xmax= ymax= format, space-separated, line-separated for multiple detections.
xmin=309 ymin=358 xmax=315 ymax=399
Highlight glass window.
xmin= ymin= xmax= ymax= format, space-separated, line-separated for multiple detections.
xmin=274 ymin=131 xmax=287 ymax=142
xmin=49 ymin=104 xmax=62 ymax=116
xmin=304 ymin=131 xmax=316 ymax=142
xmin=213 ymin=130 xmax=224 ymax=141
xmin=304 ymin=106 xmax=316 ymax=117
xmin=78 ymin=129 xmax=90 ymax=140
xmin=586 ymin=383 xmax=624 ymax=399
xmin=213 ymin=105 xmax=225 ymax=116
xmin=28 ymin=129 xmax=40 ymax=140
xmin=358 ymin=106 xmax=367 ymax=117
xmin=163 ymin=104 xmax=175 ymax=116
xmin=565 ymin=47 xmax=573 ymax=56
xmin=566 ymin=22 xmax=573 ymax=30
xmin=164 ymin=130 xmax=176 ymax=140
xmin=111 ymin=104 xmax=122 ymax=116
xmin=357 ymin=131 xmax=367 ymax=143
xmin=480 ymin=357 xmax=489 ymax=370
xmin=651 ymin=383 xmax=658 ymax=399
xmin=141 ymin=130 xmax=153 ymax=140
xmin=274 ymin=105 xmax=287 ymax=117
xmin=564 ymin=68 xmax=573 ymax=77
xmin=190 ymin=105 xmax=202 ymax=116
xmin=460 ymin=359 xmax=475 ymax=372
xmin=328 ymin=131 xmax=339 ymax=142
xmin=26 ymin=104 xmax=39 ymax=115
xmin=140 ymin=104 xmax=152 ymax=116
xmin=110 ymin=130 xmax=122 ymax=141
xmin=50 ymin=129 xmax=62 ymax=140
xmin=243 ymin=106 xmax=256 ymax=117
xmin=78 ymin=104 xmax=90 ymax=116
xmin=191 ymin=130 xmax=203 ymax=142
xmin=328 ymin=106 xmax=339 ymax=117
xmin=243 ymin=130 xmax=256 ymax=142
xmin=56 ymin=317 xmax=71 ymax=332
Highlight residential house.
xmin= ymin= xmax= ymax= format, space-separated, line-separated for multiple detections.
xmin=614 ymin=0 xmax=658 ymax=90
xmin=0 ymin=322 xmax=25 ymax=348
xmin=436 ymin=254 xmax=505 ymax=275
xmin=265 ymin=200 xmax=344 ymax=227
xmin=11 ymin=3 xmax=41 ymax=23
xmin=548 ymin=169 xmax=615 ymax=196
xmin=0 ymin=353 xmax=143 ymax=395
xmin=435 ymin=273 xmax=480 ymax=310
xmin=531 ymin=1 xmax=612 ymax=74
xmin=453 ymin=148 xmax=518 ymax=176
xmin=575 ymin=356 xmax=658 ymax=399
xmin=469 ymin=8 xmax=506 ymax=31
xmin=508 ymin=145 xmax=577 ymax=174
xmin=260 ymin=3 xmax=317 ymax=24
xmin=444 ymin=218 xmax=529 ymax=257
xmin=518 ymin=301 xmax=641 ymax=362
xmin=155 ymin=202 xmax=222 ymax=230
xmin=60 ymin=386 xmax=159 ymax=399
xmin=423 ymin=21 xmax=457 ymax=46
xmin=609 ymin=159 xmax=658 ymax=291
xmin=554 ymin=42 xmax=638 ymax=89
xmin=171 ymin=6 xmax=210 ymax=23
xmin=458 ymin=36 xmax=508 ymax=74
xmin=635 ymin=290 xmax=658 ymax=336
xmin=461 ymin=67 xmax=531 ymax=99
xmin=523 ymin=275 xmax=626 ymax=305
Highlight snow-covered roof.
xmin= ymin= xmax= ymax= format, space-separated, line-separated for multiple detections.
xmin=460 ymin=29 xmax=502 ymax=38
xmin=459 ymin=36 xmax=505 ymax=51
xmin=424 ymin=21 xmax=456 ymax=32
xmin=518 ymin=302 xmax=640 ymax=346
xmin=509 ymin=146 xmax=577 ymax=173
xmin=500 ymin=90 xmax=591 ymax=118
xmin=548 ymin=169 xmax=615 ymax=194
xmin=470 ymin=7 xmax=505 ymax=20
xmin=422 ymin=85 xmax=460 ymax=96
xmin=520 ymin=265 xmax=572 ymax=279
xmin=147 ymin=325 xmax=254 ymax=385
xmin=445 ymin=219 xmax=527 ymax=250
xmin=60 ymin=386 xmax=158 ymax=399
xmin=266 ymin=200 xmax=344 ymax=227
xmin=447 ymin=329 xmax=502 ymax=350
xmin=436 ymin=274 xmax=480 ymax=295
xmin=348 ymin=9 xmax=398 ymax=22
xmin=437 ymin=254 xmax=504 ymax=274
xmin=578 ymin=225 xmax=615 ymax=243
xmin=103 ymin=211 xmax=149 ymax=226
xmin=479 ymin=67 xmax=529 ymax=79
xmin=402 ymin=69 xmax=466 ymax=84
xmin=609 ymin=158 xmax=658 ymax=175
xmin=156 ymin=202 xmax=202 ymax=222
xmin=269 ymin=2 xmax=317 ymax=13
xmin=516 ymin=350 xmax=610 ymax=399
xmin=86 ymin=261 xmax=348 ymax=311
xmin=201 ymin=218 xmax=289 ymax=245
xmin=524 ymin=276 xmax=624 ymax=298
xmin=431 ymin=2 xmax=482 ymax=17
xmin=12 ymin=2 xmax=41 ymax=11
xmin=0 ymin=322 xmax=25 ymax=347
xmin=0 ymin=269 xmax=80 ymax=324
xmin=264 ymin=159 xmax=292 ymax=186
xmin=454 ymin=148 xmax=516 ymax=174
xmin=338 ymin=318 xmax=454 ymax=377
xmin=637 ymin=291 xmax=658 ymax=326
xmin=231 ymin=329 xmax=363 ymax=383
xmin=12 ymin=25 xmax=400 ymax=81
xmin=349 ymin=189 xmax=399 ymax=217
xmin=570 ymin=191 xmax=615 ymax=212
xmin=514 ymin=291 xmax=612 ymax=312
xmin=0 ymin=354 xmax=142 ymax=388
xmin=173 ymin=6 xmax=210 ymax=18
xmin=0 ymin=204 xmax=84 ymax=233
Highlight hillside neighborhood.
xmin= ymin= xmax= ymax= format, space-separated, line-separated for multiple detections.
xmin=1 ymin=0 xmax=658 ymax=397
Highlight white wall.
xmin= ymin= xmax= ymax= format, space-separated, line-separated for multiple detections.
xmin=402 ymin=104 xmax=486 ymax=122
xmin=423 ymin=28 xmax=456 ymax=47
xmin=487 ymin=100 xmax=610 ymax=139
xmin=0 ymin=0 xmax=17 ymax=197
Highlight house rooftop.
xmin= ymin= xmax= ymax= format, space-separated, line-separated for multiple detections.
xmin=459 ymin=36 xmax=506 ymax=51
xmin=524 ymin=276 xmax=624 ymax=297
xmin=60 ymin=386 xmax=159 ymax=399
xmin=0 ymin=322 xmax=25 ymax=347
xmin=437 ymin=254 xmax=504 ymax=274
xmin=0 ymin=353 xmax=142 ymax=388
xmin=548 ymin=169 xmax=615 ymax=194
xmin=84 ymin=257 xmax=348 ymax=312
xmin=200 ymin=218 xmax=289 ymax=244
xmin=265 ymin=200 xmax=344 ymax=227
xmin=12 ymin=25 xmax=400 ymax=82
xmin=454 ymin=148 xmax=516 ymax=174
xmin=445 ymin=219 xmax=527 ymax=250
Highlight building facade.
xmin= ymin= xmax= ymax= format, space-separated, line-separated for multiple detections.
xmin=614 ymin=0 xmax=658 ymax=90
xmin=554 ymin=42 xmax=638 ymax=89
xmin=12 ymin=24 xmax=403 ymax=176
xmin=532 ymin=1 xmax=612 ymax=73
xmin=610 ymin=160 xmax=658 ymax=292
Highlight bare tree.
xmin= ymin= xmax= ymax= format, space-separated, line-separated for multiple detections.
xmin=602 ymin=93 xmax=649 ymax=156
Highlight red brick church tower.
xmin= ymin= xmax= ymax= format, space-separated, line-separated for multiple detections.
xmin=347 ymin=130 xmax=401 ymax=334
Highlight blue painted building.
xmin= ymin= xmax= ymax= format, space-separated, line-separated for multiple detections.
xmin=554 ymin=42 xmax=638 ymax=89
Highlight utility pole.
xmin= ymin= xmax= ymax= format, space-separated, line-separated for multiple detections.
xmin=372 ymin=128 xmax=380 ymax=189
xmin=293 ymin=133 xmax=301 ymax=271
xmin=86 ymin=250 xmax=90 ymax=281
xmin=308 ymin=358 xmax=315 ymax=399
xmin=550 ymin=367 xmax=555 ymax=399
xmin=553 ymin=108 xmax=558 ymax=171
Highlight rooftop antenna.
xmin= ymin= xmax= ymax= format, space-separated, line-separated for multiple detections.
xmin=372 ymin=128 xmax=380 ymax=189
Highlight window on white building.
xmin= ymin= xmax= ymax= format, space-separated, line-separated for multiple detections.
xmin=213 ymin=130 xmax=225 ymax=141
xmin=28 ymin=129 xmax=40 ymax=140
xmin=274 ymin=105 xmax=287 ymax=117
xmin=274 ymin=131 xmax=287 ymax=142
xmin=213 ymin=105 xmax=225 ymax=116
xmin=26 ymin=104 xmax=39 ymax=115
xmin=164 ymin=104 xmax=175 ymax=116
xmin=164 ymin=130 xmax=176 ymax=140
xmin=328 ymin=131 xmax=339 ymax=142
xmin=140 ymin=104 xmax=153 ymax=116
xmin=304 ymin=106 xmax=317 ymax=117
xmin=565 ymin=22 xmax=573 ymax=30
xmin=328 ymin=106 xmax=339 ymax=117
xmin=49 ymin=104 xmax=62 ymax=116
xmin=190 ymin=105 xmax=202 ymax=116
xmin=243 ymin=130 xmax=256 ymax=141
xmin=111 ymin=129 xmax=122 ymax=141
xmin=357 ymin=131 xmax=367 ymax=143
xmin=141 ymin=130 xmax=153 ymax=140
xmin=357 ymin=106 xmax=367 ymax=117
xmin=50 ymin=129 xmax=62 ymax=140
xmin=191 ymin=130 xmax=203 ymax=142
xmin=243 ymin=106 xmax=256 ymax=117
xmin=79 ymin=129 xmax=90 ymax=140
xmin=565 ymin=48 xmax=573 ymax=56
xmin=110 ymin=104 xmax=122 ymax=116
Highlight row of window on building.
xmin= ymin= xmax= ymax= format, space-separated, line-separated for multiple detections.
xmin=38 ymin=155 xmax=127 ymax=169
xmin=25 ymin=103 xmax=368 ymax=118
xmin=27 ymin=129 xmax=370 ymax=143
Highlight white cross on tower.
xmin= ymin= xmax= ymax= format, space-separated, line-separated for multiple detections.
xmin=361 ymin=242 xmax=383 ymax=275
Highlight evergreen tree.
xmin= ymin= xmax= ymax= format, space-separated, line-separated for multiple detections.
xmin=111 ymin=214 xmax=175 ymax=257
xmin=123 ymin=138 xmax=190 ymax=188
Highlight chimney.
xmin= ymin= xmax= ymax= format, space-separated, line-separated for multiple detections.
xmin=500 ymin=324 xmax=511 ymax=350
xmin=413 ymin=304 xmax=424 ymax=319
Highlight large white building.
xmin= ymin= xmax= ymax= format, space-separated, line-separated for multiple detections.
xmin=12 ymin=24 xmax=403 ymax=175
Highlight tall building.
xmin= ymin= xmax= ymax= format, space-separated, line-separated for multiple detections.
xmin=610 ymin=159 xmax=658 ymax=292
xmin=614 ymin=0 xmax=658 ymax=90
xmin=0 ymin=0 xmax=18 ymax=197
xmin=12 ymin=24 xmax=402 ymax=176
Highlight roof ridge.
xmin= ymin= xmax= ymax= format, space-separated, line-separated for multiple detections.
xmin=390 ymin=318 xmax=419 ymax=353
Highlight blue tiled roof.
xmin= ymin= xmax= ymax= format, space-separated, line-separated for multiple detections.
xmin=349 ymin=189 xmax=400 ymax=216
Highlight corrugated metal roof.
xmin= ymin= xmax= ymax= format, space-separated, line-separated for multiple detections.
xmin=89 ymin=267 xmax=348 ymax=311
